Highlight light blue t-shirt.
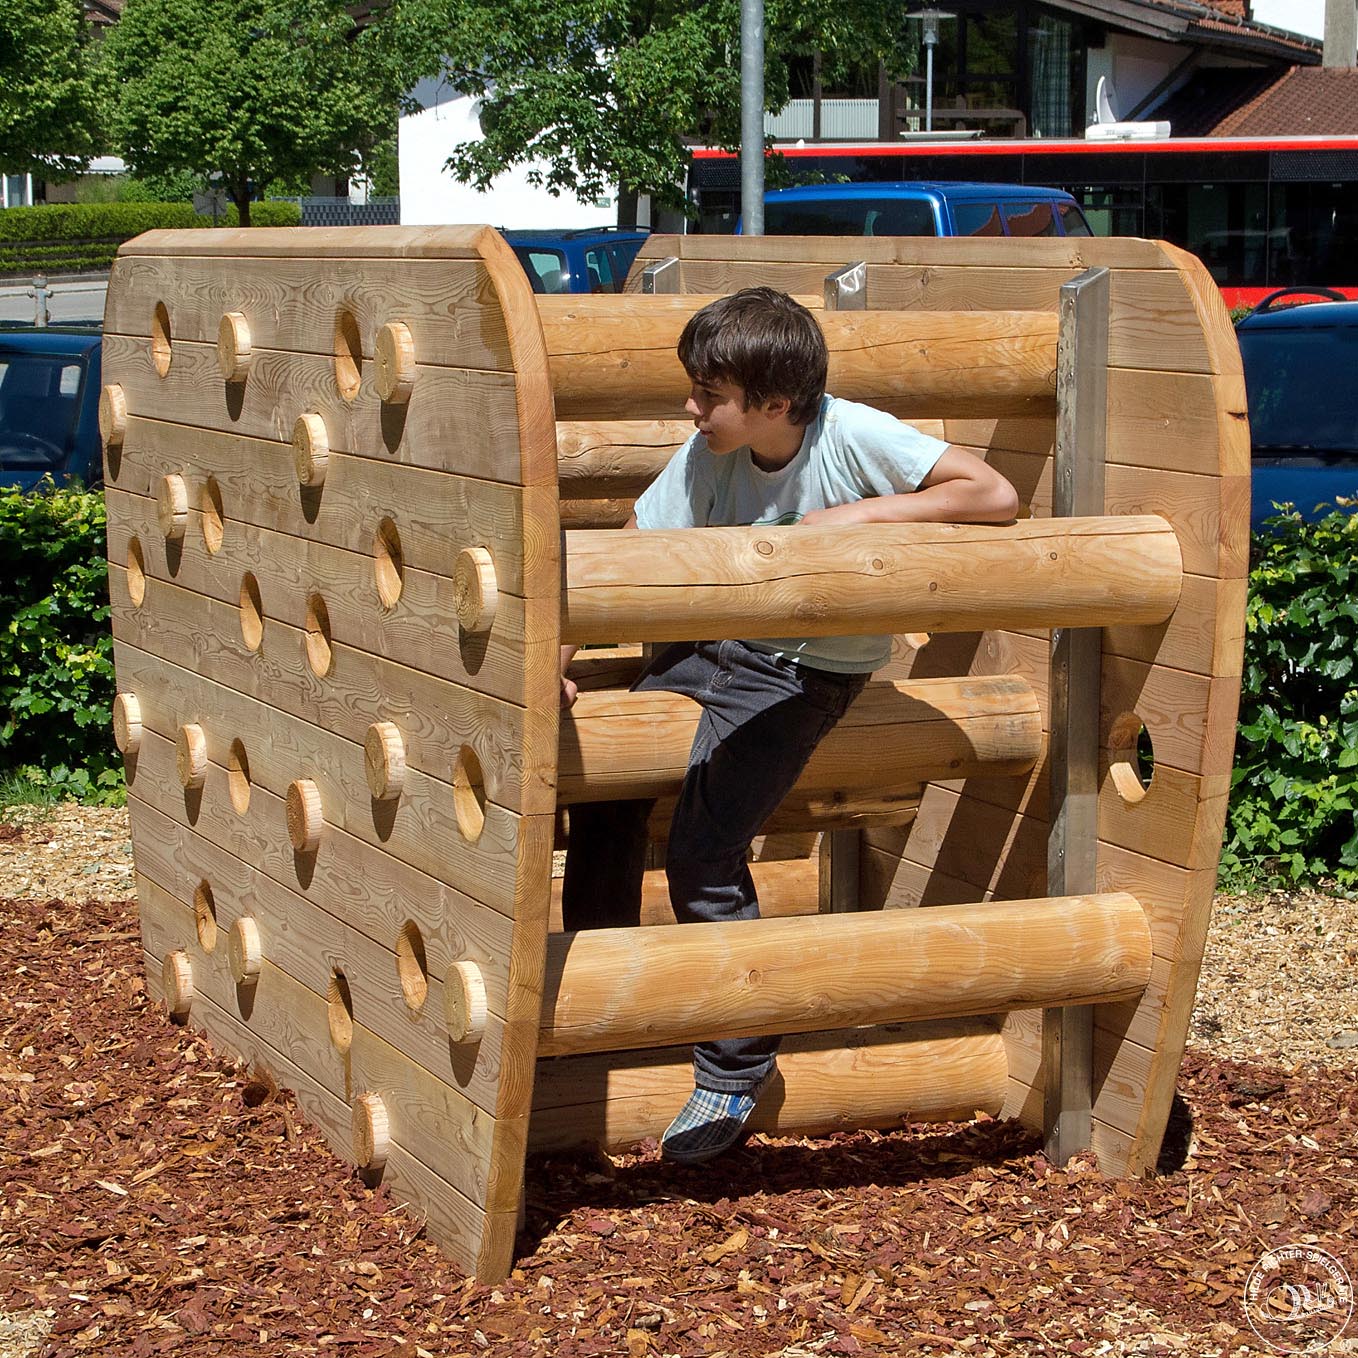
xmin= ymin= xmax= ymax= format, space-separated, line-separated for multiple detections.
xmin=634 ymin=394 xmax=949 ymax=673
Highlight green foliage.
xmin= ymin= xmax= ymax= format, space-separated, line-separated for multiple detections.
xmin=0 ymin=485 xmax=121 ymax=805
xmin=104 ymin=0 xmax=401 ymax=226
xmin=1221 ymin=502 xmax=1358 ymax=892
xmin=0 ymin=0 xmax=106 ymax=176
xmin=374 ymin=0 xmax=915 ymax=212
xmin=0 ymin=200 xmax=301 ymax=275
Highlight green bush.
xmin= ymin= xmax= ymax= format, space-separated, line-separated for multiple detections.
xmin=1221 ymin=502 xmax=1358 ymax=891
xmin=0 ymin=485 xmax=120 ymax=804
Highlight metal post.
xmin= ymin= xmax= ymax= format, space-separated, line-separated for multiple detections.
xmin=1043 ymin=266 xmax=1110 ymax=1166
xmin=925 ymin=42 xmax=935 ymax=133
xmin=740 ymin=0 xmax=765 ymax=236
xmin=30 ymin=274 xmax=51 ymax=328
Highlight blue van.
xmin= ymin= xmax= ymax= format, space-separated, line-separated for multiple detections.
xmin=753 ymin=182 xmax=1092 ymax=239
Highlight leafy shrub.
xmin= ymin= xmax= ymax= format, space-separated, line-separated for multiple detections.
xmin=1221 ymin=503 xmax=1358 ymax=891
xmin=0 ymin=485 xmax=120 ymax=804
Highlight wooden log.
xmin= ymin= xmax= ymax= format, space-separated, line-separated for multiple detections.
xmin=561 ymin=516 xmax=1182 ymax=645
xmin=556 ymin=419 xmax=691 ymax=496
xmin=538 ymin=892 xmax=1151 ymax=1057
xmin=558 ymin=676 xmax=1040 ymax=803
xmin=530 ymin=1019 xmax=1007 ymax=1151
xmin=538 ymin=297 xmax=1060 ymax=420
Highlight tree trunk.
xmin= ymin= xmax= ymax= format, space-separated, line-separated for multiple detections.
xmin=616 ymin=184 xmax=638 ymax=228
xmin=231 ymin=184 xmax=252 ymax=228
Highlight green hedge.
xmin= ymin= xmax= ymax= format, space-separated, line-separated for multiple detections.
xmin=1220 ymin=502 xmax=1358 ymax=891
xmin=0 ymin=485 xmax=120 ymax=804
xmin=0 ymin=200 xmax=303 ymax=276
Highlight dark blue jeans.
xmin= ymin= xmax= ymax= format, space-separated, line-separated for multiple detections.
xmin=561 ymin=639 xmax=867 ymax=1092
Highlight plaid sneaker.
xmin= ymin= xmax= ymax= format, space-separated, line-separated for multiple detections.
xmin=660 ymin=1068 xmax=776 ymax=1166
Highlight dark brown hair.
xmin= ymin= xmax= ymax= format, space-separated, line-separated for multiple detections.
xmin=677 ymin=287 xmax=828 ymax=425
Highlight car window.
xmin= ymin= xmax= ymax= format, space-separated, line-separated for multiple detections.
xmin=0 ymin=354 xmax=86 ymax=472
xmin=1058 ymin=202 xmax=1093 ymax=237
xmin=952 ymin=202 xmax=1004 ymax=237
xmin=764 ymin=197 xmax=937 ymax=236
xmin=1003 ymin=201 xmax=1059 ymax=237
xmin=583 ymin=247 xmax=618 ymax=293
xmin=511 ymin=247 xmax=571 ymax=293
xmin=607 ymin=242 xmax=644 ymax=287
xmin=1238 ymin=322 xmax=1358 ymax=454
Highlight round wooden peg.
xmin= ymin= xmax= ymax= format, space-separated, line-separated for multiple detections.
xmin=98 ymin=384 xmax=127 ymax=450
xmin=454 ymin=547 xmax=498 ymax=633
xmin=157 ymin=474 xmax=189 ymax=542
xmin=352 ymin=1092 xmax=390 ymax=1172
xmin=112 ymin=693 xmax=142 ymax=756
xmin=444 ymin=960 xmax=488 ymax=1045
xmin=163 ymin=950 xmax=194 ymax=1018
xmin=176 ymin=723 xmax=208 ymax=790
xmin=228 ymin=916 xmax=262 ymax=983
xmin=364 ymin=721 xmax=406 ymax=801
xmin=217 ymin=311 xmax=253 ymax=382
xmin=375 ymin=322 xmax=415 ymax=404
xmin=286 ymin=778 xmax=324 ymax=854
xmin=292 ymin=412 xmax=330 ymax=487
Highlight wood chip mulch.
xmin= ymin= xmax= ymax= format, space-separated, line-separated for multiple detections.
xmin=2 ymin=808 xmax=1358 ymax=1357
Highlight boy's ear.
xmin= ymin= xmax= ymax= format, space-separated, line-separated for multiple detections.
xmin=760 ymin=395 xmax=793 ymax=420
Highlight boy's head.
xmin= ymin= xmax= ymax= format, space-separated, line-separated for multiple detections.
xmin=677 ymin=287 xmax=828 ymax=426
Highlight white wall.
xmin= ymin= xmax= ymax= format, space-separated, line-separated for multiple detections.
xmin=398 ymin=74 xmax=618 ymax=229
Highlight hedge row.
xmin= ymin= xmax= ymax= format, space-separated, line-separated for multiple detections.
xmin=0 ymin=201 xmax=303 ymax=276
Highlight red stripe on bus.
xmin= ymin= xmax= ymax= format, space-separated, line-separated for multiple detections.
xmin=692 ymin=137 xmax=1358 ymax=159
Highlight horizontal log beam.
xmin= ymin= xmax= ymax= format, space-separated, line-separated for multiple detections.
xmin=561 ymin=516 xmax=1182 ymax=645
xmin=538 ymin=296 xmax=1059 ymax=421
xmin=559 ymin=676 xmax=1041 ymax=803
xmin=538 ymin=892 xmax=1151 ymax=1057
xmin=557 ymin=419 xmax=691 ymax=496
xmin=647 ymin=784 xmax=923 ymax=837
xmin=529 ymin=1019 xmax=1007 ymax=1152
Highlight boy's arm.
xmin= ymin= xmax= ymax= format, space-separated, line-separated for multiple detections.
xmin=801 ymin=446 xmax=1018 ymax=527
xmin=560 ymin=512 xmax=639 ymax=707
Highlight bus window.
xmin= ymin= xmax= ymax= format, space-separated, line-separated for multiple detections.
xmin=1003 ymin=201 xmax=1058 ymax=237
xmin=952 ymin=202 xmax=1003 ymax=237
xmin=763 ymin=196 xmax=937 ymax=236
xmin=1058 ymin=202 xmax=1093 ymax=236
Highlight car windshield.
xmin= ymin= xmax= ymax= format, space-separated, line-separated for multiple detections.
xmin=511 ymin=247 xmax=571 ymax=293
xmin=0 ymin=353 xmax=87 ymax=472
xmin=764 ymin=197 xmax=937 ymax=236
xmin=1238 ymin=322 xmax=1358 ymax=453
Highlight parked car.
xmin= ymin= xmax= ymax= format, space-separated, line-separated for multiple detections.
xmin=750 ymin=182 xmax=1093 ymax=238
xmin=503 ymin=227 xmax=650 ymax=294
xmin=1234 ymin=289 xmax=1358 ymax=530
xmin=0 ymin=327 xmax=104 ymax=492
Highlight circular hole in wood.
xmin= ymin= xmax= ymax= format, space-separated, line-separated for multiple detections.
xmin=304 ymin=592 xmax=333 ymax=677
xmin=151 ymin=301 xmax=173 ymax=378
xmin=227 ymin=739 xmax=251 ymax=814
xmin=327 ymin=969 xmax=354 ymax=1053
xmin=1107 ymin=711 xmax=1154 ymax=805
xmin=201 ymin=477 xmax=225 ymax=554
xmin=239 ymin=572 xmax=264 ymax=652
xmin=193 ymin=881 xmax=218 ymax=952
xmin=334 ymin=309 xmax=363 ymax=402
xmin=126 ymin=537 xmax=147 ymax=607
xmin=395 ymin=920 xmax=429 ymax=1013
xmin=373 ymin=517 xmax=404 ymax=608
xmin=452 ymin=745 xmax=487 ymax=843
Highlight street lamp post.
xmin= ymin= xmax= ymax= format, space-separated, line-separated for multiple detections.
xmin=905 ymin=7 xmax=956 ymax=134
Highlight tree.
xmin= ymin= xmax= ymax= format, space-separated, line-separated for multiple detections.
xmin=103 ymin=0 xmax=400 ymax=225
xmin=0 ymin=0 xmax=105 ymax=177
xmin=374 ymin=0 xmax=916 ymax=218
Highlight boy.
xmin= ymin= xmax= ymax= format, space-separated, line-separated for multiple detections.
xmin=560 ymin=287 xmax=1018 ymax=1166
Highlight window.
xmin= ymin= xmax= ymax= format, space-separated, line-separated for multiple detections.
xmin=764 ymin=197 xmax=937 ymax=236
xmin=1058 ymin=201 xmax=1094 ymax=237
xmin=1003 ymin=201 xmax=1058 ymax=237
xmin=952 ymin=202 xmax=1004 ymax=237
xmin=1238 ymin=322 xmax=1358 ymax=454
xmin=0 ymin=354 xmax=87 ymax=472
xmin=511 ymin=248 xmax=570 ymax=293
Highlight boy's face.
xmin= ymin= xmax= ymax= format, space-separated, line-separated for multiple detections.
xmin=684 ymin=376 xmax=791 ymax=456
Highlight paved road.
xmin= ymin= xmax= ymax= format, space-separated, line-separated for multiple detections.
xmin=0 ymin=276 xmax=108 ymax=327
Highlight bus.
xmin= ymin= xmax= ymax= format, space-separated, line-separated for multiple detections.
xmin=688 ymin=136 xmax=1358 ymax=309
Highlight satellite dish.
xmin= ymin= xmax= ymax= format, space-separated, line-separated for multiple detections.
xmin=1086 ymin=73 xmax=1170 ymax=140
xmin=1095 ymin=75 xmax=1119 ymax=125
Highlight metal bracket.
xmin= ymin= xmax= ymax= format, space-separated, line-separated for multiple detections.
xmin=641 ymin=257 xmax=680 ymax=294
xmin=1043 ymin=265 xmax=1110 ymax=1166
xmin=824 ymin=262 xmax=867 ymax=312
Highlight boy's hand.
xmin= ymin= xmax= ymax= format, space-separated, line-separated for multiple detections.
xmin=799 ymin=503 xmax=865 ymax=528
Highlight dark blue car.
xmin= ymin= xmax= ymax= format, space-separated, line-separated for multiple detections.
xmin=0 ymin=328 xmax=104 ymax=492
xmin=1235 ymin=290 xmax=1358 ymax=530
xmin=503 ymin=227 xmax=650 ymax=295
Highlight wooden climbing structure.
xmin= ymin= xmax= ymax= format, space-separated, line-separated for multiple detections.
xmin=100 ymin=225 xmax=1248 ymax=1282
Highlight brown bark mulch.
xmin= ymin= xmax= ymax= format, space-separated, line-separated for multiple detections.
xmin=3 ymin=808 xmax=1358 ymax=1356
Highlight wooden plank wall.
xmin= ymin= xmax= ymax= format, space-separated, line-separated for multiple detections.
xmin=622 ymin=233 xmax=1248 ymax=1176
xmin=103 ymin=226 xmax=562 ymax=1280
